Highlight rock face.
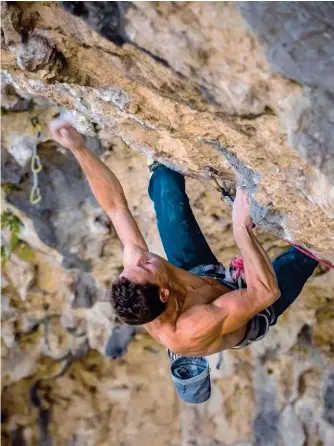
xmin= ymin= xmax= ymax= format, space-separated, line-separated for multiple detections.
xmin=1 ymin=1 xmax=334 ymax=262
xmin=1 ymin=2 xmax=334 ymax=446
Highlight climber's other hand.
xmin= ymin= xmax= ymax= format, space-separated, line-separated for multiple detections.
xmin=50 ymin=120 xmax=85 ymax=151
xmin=232 ymin=186 xmax=253 ymax=230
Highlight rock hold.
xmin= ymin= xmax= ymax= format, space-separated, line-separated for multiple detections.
xmin=1 ymin=2 xmax=63 ymax=78
xmin=16 ymin=32 xmax=62 ymax=77
xmin=2 ymin=2 xmax=333 ymax=264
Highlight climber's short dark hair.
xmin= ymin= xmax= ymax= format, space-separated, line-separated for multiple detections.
xmin=109 ymin=277 xmax=166 ymax=325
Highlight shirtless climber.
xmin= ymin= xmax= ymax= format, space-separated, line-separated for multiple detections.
xmin=50 ymin=121 xmax=318 ymax=403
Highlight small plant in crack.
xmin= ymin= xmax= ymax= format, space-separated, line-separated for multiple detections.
xmin=1 ymin=210 xmax=30 ymax=262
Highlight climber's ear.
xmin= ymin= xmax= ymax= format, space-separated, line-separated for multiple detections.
xmin=159 ymin=288 xmax=169 ymax=303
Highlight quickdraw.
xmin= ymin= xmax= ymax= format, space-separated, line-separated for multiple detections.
xmin=202 ymin=165 xmax=235 ymax=205
xmin=212 ymin=175 xmax=234 ymax=206
xmin=30 ymin=117 xmax=43 ymax=205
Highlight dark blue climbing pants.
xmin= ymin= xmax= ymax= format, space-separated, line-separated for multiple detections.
xmin=148 ymin=165 xmax=318 ymax=324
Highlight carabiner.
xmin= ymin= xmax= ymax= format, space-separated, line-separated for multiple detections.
xmin=30 ymin=187 xmax=42 ymax=205
xmin=31 ymin=155 xmax=42 ymax=173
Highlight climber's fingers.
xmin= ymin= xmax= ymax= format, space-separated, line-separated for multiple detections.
xmin=50 ymin=119 xmax=72 ymax=136
xmin=233 ymin=187 xmax=254 ymax=229
xmin=235 ymin=186 xmax=250 ymax=206
xmin=49 ymin=119 xmax=72 ymax=147
xmin=235 ymin=186 xmax=256 ymax=229
xmin=49 ymin=119 xmax=84 ymax=150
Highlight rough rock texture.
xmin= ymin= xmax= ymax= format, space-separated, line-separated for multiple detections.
xmin=1 ymin=1 xmax=334 ymax=262
xmin=239 ymin=2 xmax=334 ymax=183
xmin=1 ymin=2 xmax=334 ymax=446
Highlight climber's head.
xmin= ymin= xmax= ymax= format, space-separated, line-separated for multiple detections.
xmin=109 ymin=256 xmax=170 ymax=325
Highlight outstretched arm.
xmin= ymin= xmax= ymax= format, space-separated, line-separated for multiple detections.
xmin=50 ymin=121 xmax=147 ymax=251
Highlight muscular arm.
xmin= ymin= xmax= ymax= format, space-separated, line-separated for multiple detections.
xmin=231 ymin=187 xmax=279 ymax=314
xmin=211 ymin=226 xmax=280 ymax=335
xmin=175 ymin=188 xmax=280 ymax=346
xmin=50 ymin=121 xmax=147 ymax=251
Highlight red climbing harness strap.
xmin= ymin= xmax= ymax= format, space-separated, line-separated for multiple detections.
xmin=282 ymin=239 xmax=334 ymax=270
xmin=231 ymin=257 xmax=245 ymax=279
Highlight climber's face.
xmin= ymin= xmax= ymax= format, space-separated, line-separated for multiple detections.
xmin=111 ymin=255 xmax=170 ymax=325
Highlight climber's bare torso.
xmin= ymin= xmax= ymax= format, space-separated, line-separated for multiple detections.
xmin=121 ymin=247 xmax=247 ymax=356
xmin=145 ymin=280 xmax=247 ymax=356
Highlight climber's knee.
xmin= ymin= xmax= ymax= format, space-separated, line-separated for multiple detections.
xmin=148 ymin=165 xmax=186 ymax=201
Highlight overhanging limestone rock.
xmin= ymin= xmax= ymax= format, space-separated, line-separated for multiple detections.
xmin=1 ymin=2 xmax=333 ymax=263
